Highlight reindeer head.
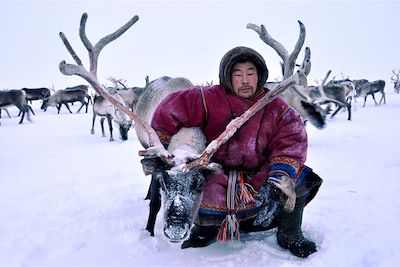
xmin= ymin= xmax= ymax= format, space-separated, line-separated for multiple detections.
xmin=40 ymin=98 xmax=49 ymax=110
xmin=118 ymin=120 xmax=132 ymax=140
xmin=153 ymin=127 xmax=213 ymax=241
xmin=158 ymin=167 xmax=205 ymax=241
xmin=113 ymin=107 xmax=132 ymax=141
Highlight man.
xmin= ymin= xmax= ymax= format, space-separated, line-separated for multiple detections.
xmin=146 ymin=46 xmax=322 ymax=258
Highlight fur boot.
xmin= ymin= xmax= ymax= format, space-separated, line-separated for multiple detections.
xmin=276 ymin=195 xmax=317 ymax=258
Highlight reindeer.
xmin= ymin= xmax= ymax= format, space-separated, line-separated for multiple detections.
xmin=134 ymin=75 xmax=209 ymax=239
xmin=0 ymin=89 xmax=32 ymax=124
xmin=41 ymin=87 xmax=91 ymax=113
xmin=57 ymin=13 xmax=302 ymax=242
xmin=64 ymin=84 xmax=93 ymax=104
xmin=13 ymin=87 xmax=51 ymax=117
xmin=308 ymin=76 xmax=354 ymax=120
xmin=247 ymin=22 xmax=342 ymax=129
xmin=391 ymin=69 xmax=400 ymax=94
xmin=21 ymin=87 xmax=51 ymax=104
xmin=353 ymin=79 xmax=386 ymax=107
xmin=325 ymin=78 xmax=356 ymax=105
xmin=91 ymin=93 xmax=132 ymax=141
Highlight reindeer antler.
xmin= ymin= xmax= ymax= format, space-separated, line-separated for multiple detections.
xmin=59 ymin=13 xmax=173 ymax=162
xmin=392 ymin=69 xmax=400 ymax=82
xmin=247 ymin=20 xmax=306 ymax=79
xmin=248 ymin=21 xmax=347 ymax=112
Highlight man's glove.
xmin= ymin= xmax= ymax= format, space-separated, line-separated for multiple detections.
xmin=253 ymin=181 xmax=284 ymax=227
xmin=140 ymin=157 xmax=165 ymax=176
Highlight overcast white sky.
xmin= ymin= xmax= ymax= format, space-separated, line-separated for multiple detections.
xmin=1 ymin=0 xmax=399 ymax=90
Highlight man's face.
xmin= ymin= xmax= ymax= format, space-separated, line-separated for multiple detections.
xmin=231 ymin=61 xmax=258 ymax=98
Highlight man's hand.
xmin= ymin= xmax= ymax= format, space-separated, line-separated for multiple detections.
xmin=253 ymin=181 xmax=283 ymax=227
xmin=140 ymin=157 xmax=165 ymax=176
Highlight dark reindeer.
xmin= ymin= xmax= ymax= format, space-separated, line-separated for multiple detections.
xmin=0 ymin=89 xmax=32 ymax=125
xmin=21 ymin=87 xmax=51 ymax=104
xmin=58 ymin=13 xmax=301 ymax=242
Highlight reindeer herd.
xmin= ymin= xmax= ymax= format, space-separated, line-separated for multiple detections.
xmin=1 ymin=12 xmax=399 ymax=244
xmin=0 ymin=67 xmax=392 ymax=131
xmin=0 ymin=82 xmax=141 ymax=137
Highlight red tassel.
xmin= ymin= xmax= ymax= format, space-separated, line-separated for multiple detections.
xmin=217 ymin=214 xmax=240 ymax=243
xmin=239 ymin=172 xmax=256 ymax=204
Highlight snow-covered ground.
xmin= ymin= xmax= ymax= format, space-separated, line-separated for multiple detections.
xmin=1 ymin=92 xmax=399 ymax=267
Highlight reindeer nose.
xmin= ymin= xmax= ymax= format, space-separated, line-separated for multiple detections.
xmin=169 ymin=196 xmax=184 ymax=215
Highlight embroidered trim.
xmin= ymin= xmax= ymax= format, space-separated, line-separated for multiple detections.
xmin=198 ymin=206 xmax=258 ymax=217
xmin=199 ymin=202 xmax=255 ymax=212
xmin=269 ymin=156 xmax=301 ymax=181
xmin=270 ymin=156 xmax=300 ymax=168
xmin=294 ymin=165 xmax=312 ymax=187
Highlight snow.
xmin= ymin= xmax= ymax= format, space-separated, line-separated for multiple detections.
xmin=1 ymin=92 xmax=400 ymax=267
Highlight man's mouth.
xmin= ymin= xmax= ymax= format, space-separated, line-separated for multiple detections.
xmin=239 ymin=86 xmax=253 ymax=93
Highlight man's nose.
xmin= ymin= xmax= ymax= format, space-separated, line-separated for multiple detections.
xmin=242 ymin=75 xmax=249 ymax=84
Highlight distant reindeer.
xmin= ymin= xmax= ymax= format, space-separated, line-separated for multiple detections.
xmin=0 ymin=90 xmax=32 ymax=124
xmin=21 ymin=87 xmax=51 ymax=104
xmin=391 ymin=69 xmax=400 ymax=94
xmin=41 ymin=87 xmax=91 ymax=113
xmin=91 ymin=93 xmax=132 ymax=141
xmin=58 ymin=13 xmax=298 ymax=242
xmin=353 ymin=79 xmax=386 ymax=107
